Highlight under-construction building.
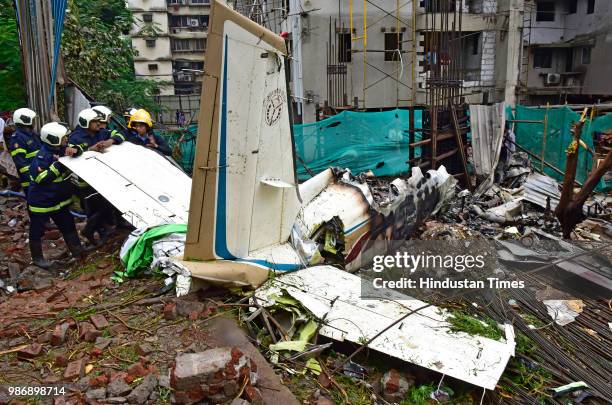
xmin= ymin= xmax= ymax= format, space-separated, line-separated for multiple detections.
xmin=231 ymin=0 xmax=524 ymax=123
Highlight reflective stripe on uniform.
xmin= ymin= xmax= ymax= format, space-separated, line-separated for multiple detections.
xmin=11 ymin=148 xmax=26 ymax=156
xmin=21 ymin=181 xmax=30 ymax=187
xmin=28 ymin=197 xmax=74 ymax=213
xmin=50 ymin=164 xmax=60 ymax=177
xmin=26 ymin=150 xmax=39 ymax=158
xmin=77 ymin=180 xmax=89 ymax=188
xmin=111 ymin=130 xmax=125 ymax=141
xmin=19 ymin=166 xmax=29 ymax=173
xmin=34 ymin=170 xmax=49 ymax=183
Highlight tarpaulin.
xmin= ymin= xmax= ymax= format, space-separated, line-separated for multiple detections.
xmin=293 ymin=109 xmax=422 ymax=181
xmin=118 ymin=223 xmax=187 ymax=279
xmin=512 ymin=106 xmax=607 ymax=191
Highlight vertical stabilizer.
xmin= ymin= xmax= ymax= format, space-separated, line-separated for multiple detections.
xmin=185 ymin=0 xmax=300 ymax=262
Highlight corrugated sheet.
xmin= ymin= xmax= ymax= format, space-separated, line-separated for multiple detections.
xmin=470 ymin=102 xmax=506 ymax=176
xmin=523 ymin=173 xmax=561 ymax=210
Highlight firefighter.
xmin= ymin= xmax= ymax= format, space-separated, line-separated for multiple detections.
xmin=125 ymin=109 xmax=172 ymax=156
xmin=27 ymin=122 xmax=84 ymax=269
xmin=69 ymin=108 xmax=123 ymax=246
xmin=8 ymin=108 xmax=41 ymax=194
xmin=92 ymin=105 xmax=126 ymax=143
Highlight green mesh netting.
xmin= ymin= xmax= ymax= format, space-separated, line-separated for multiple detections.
xmin=513 ymin=105 xmax=608 ymax=191
xmin=293 ymin=109 xmax=422 ymax=181
xmin=156 ymin=124 xmax=198 ymax=175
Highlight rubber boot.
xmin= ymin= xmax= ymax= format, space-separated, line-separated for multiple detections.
xmin=29 ymin=239 xmax=53 ymax=269
xmin=64 ymin=232 xmax=86 ymax=260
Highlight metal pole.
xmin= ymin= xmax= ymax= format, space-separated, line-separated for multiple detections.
xmin=541 ymin=102 xmax=549 ymax=172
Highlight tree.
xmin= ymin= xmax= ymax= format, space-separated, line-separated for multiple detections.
xmin=61 ymin=0 xmax=165 ymax=115
xmin=0 ymin=0 xmax=26 ymax=111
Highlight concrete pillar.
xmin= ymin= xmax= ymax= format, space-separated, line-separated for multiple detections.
xmin=504 ymin=0 xmax=523 ymax=106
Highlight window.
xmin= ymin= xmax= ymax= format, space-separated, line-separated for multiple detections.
xmin=169 ymin=14 xmax=208 ymax=28
xmin=536 ymin=1 xmax=555 ymax=21
xmin=171 ymin=39 xmax=190 ymax=51
xmin=190 ymin=0 xmax=210 ymax=4
xmin=338 ymin=32 xmax=351 ymax=63
xmin=471 ymin=32 xmax=480 ymax=55
xmin=582 ymin=47 xmax=591 ymax=64
xmin=384 ymin=32 xmax=402 ymax=61
xmin=145 ymin=39 xmax=156 ymax=48
xmin=194 ymin=38 xmax=206 ymax=51
xmin=148 ymin=63 xmax=158 ymax=71
xmin=587 ymin=0 xmax=595 ymax=14
xmin=567 ymin=0 xmax=577 ymax=14
xmin=142 ymin=13 xmax=153 ymax=22
xmin=533 ymin=48 xmax=552 ymax=68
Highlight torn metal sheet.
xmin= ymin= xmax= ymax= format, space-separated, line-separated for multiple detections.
xmin=470 ymin=102 xmax=506 ymax=176
xmin=59 ymin=142 xmax=191 ymax=229
xmin=523 ymin=173 xmax=561 ymax=210
xmin=254 ymin=266 xmax=515 ymax=390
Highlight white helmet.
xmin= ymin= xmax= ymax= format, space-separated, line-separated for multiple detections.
xmin=13 ymin=108 xmax=37 ymax=126
xmin=92 ymin=105 xmax=112 ymax=122
xmin=78 ymin=108 xmax=103 ymax=128
xmin=41 ymin=122 xmax=70 ymax=146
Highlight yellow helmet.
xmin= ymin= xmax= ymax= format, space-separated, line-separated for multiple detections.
xmin=128 ymin=109 xmax=153 ymax=128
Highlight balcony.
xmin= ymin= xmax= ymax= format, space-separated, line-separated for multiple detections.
xmin=167 ymin=0 xmax=210 ymax=6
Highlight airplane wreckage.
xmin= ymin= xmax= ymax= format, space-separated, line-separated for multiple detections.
xmin=60 ymin=0 xmax=515 ymax=391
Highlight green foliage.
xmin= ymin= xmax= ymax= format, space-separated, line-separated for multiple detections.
xmin=447 ymin=311 xmax=504 ymax=341
xmin=62 ymin=0 xmax=164 ymax=116
xmin=0 ymin=0 xmax=26 ymax=110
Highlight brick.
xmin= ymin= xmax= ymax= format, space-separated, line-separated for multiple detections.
xmin=135 ymin=343 xmax=154 ymax=356
xmin=109 ymin=324 xmax=128 ymax=336
xmin=107 ymin=377 xmax=132 ymax=397
xmin=37 ymin=331 xmax=53 ymax=344
xmin=163 ymin=302 xmax=177 ymax=320
xmin=63 ymin=359 xmax=85 ymax=380
xmin=89 ymin=314 xmax=110 ymax=329
xmin=94 ymin=337 xmax=112 ymax=350
xmin=126 ymin=374 xmax=157 ymax=404
xmin=88 ymin=374 xmax=109 ymax=388
xmin=244 ymin=385 xmax=264 ymax=405
xmin=175 ymin=299 xmax=204 ymax=317
xmin=17 ymin=343 xmax=43 ymax=359
xmin=51 ymin=323 xmax=70 ymax=346
xmin=54 ymin=354 xmax=68 ymax=367
xmin=127 ymin=362 xmax=149 ymax=378
xmin=78 ymin=322 xmax=101 ymax=342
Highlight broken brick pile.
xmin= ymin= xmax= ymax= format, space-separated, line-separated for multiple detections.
xmin=171 ymin=347 xmax=262 ymax=404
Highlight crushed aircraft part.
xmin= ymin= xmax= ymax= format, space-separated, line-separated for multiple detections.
xmin=542 ymin=300 xmax=585 ymax=326
xmin=523 ymin=173 xmax=561 ymax=210
xmin=254 ymin=266 xmax=516 ymax=390
xmin=60 ymin=142 xmax=191 ymax=229
xmin=175 ymin=0 xmax=456 ymax=283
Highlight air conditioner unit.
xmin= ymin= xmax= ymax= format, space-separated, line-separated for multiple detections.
xmin=545 ymin=73 xmax=561 ymax=86
xmin=188 ymin=18 xmax=199 ymax=27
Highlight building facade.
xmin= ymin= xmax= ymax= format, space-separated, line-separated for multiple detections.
xmin=232 ymin=0 xmax=526 ymax=122
xmin=127 ymin=0 xmax=210 ymax=97
xmin=519 ymin=0 xmax=612 ymax=104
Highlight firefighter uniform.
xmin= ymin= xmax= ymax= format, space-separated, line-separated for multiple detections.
xmin=8 ymin=127 xmax=41 ymax=193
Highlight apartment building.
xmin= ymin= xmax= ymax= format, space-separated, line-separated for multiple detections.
xmin=127 ymin=0 xmax=210 ymax=96
xmin=519 ymin=0 xmax=612 ymax=104
xmin=231 ymin=0 xmax=524 ymax=122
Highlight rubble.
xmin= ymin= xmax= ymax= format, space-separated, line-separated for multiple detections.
xmin=171 ymin=347 xmax=258 ymax=404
